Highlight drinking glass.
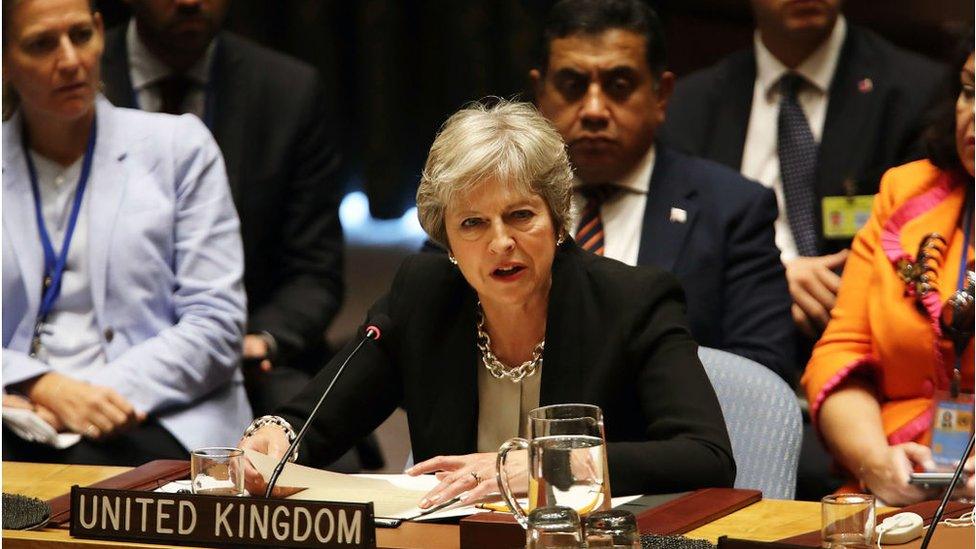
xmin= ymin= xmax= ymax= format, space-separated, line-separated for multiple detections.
xmin=585 ymin=509 xmax=641 ymax=548
xmin=191 ymin=447 xmax=245 ymax=496
xmin=526 ymin=506 xmax=585 ymax=549
xmin=497 ymin=403 xmax=612 ymax=528
xmin=821 ymin=493 xmax=875 ymax=548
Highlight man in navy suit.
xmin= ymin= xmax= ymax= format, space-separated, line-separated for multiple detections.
xmin=660 ymin=0 xmax=945 ymax=343
xmin=532 ymin=0 xmax=795 ymax=380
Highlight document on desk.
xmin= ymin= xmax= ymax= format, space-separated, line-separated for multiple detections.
xmin=244 ymin=449 xmax=458 ymax=519
xmin=244 ymin=449 xmax=642 ymax=521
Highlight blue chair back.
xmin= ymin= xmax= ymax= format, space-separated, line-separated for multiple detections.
xmin=698 ymin=347 xmax=801 ymax=500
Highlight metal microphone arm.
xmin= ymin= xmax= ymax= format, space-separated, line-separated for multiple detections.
xmin=919 ymin=433 xmax=975 ymax=549
xmin=264 ymin=326 xmax=381 ymax=498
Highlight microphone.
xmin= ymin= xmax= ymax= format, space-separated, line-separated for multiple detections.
xmin=919 ymin=433 xmax=975 ymax=549
xmin=264 ymin=314 xmax=392 ymax=498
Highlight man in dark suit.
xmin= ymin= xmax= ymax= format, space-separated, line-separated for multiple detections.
xmin=531 ymin=0 xmax=795 ymax=381
xmin=661 ymin=0 xmax=945 ymax=342
xmin=99 ymin=1 xmax=345 ymax=420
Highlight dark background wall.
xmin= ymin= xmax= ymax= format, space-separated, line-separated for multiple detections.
xmin=98 ymin=0 xmax=972 ymax=218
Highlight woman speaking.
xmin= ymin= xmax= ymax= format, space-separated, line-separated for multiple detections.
xmin=241 ymin=100 xmax=733 ymax=506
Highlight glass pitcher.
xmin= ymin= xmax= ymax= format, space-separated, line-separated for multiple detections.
xmin=496 ymin=403 xmax=613 ymax=528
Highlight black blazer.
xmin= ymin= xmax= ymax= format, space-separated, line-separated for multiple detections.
xmin=640 ymin=146 xmax=794 ymax=380
xmin=101 ymin=28 xmax=344 ymax=373
xmin=278 ymin=243 xmax=735 ymax=496
xmin=660 ymin=24 xmax=946 ymax=254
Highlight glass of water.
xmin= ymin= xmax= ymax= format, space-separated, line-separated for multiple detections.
xmin=585 ymin=509 xmax=641 ymax=548
xmin=821 ymin=493 xmax=875 ymax=548
xmin=526 ymin=506 xmax=585 ymax=549
xmin=498 ymin=404 xmax=612 ymax=528
xmin=191 ymin=447 xmax=245 ymax=496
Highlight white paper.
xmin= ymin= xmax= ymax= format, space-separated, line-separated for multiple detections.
xmin=242 ymin=449 xmax=641 ymax=521
xmin=2 ymin=406 xmax=81 ymax=449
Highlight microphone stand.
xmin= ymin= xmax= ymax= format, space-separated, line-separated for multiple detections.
xmin=264 ymin=327 xmax=380 ymax=498
xmin=919 ymin=434 xmax=975 ymax=549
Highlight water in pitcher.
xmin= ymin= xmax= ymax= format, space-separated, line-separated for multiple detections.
xmin=530 ymin=434 xmax=612 ymax=516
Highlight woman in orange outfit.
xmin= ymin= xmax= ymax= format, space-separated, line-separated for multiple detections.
xmin=803 ymin=36 xmax=974 ymax=506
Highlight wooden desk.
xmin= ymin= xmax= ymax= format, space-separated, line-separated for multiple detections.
xmin=3 ymin=462 xmax=827 ymax=548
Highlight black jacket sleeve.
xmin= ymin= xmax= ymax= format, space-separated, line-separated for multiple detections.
xmin=605 ymin=270 xmax=736 ymax=495
xmin=247 ymin=74 xmax=345 ymax=368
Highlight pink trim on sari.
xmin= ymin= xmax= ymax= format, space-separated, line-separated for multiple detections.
xmin=888 ymin=409 xmax=932 ymax=445
xmin=810 ymin=355 xmax=877 ymax=427
xmin=879 ymin=176 xmax=956 ymax=338
xmin=879 ymin=179 xmax=954 ymax=264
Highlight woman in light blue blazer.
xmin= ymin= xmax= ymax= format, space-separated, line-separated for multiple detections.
xmin=2 ymin=0 xmax=251 ymax=465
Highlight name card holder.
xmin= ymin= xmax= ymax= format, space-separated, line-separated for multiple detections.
xmin=69 ymin=486 xmax=375 ymax=548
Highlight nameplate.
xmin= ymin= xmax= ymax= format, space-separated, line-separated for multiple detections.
xmin=69 ymin=486 xmax=375 ymax=548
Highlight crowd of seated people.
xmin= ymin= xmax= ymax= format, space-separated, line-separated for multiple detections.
xmin=2 ymin=0 xmax=972 ymax=506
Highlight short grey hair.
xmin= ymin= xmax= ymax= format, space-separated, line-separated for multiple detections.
xmin=417 ymin=98 xmax=574 ymax=249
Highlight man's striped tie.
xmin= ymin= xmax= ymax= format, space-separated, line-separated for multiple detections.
xmin=575 ymin=185 xmax=622 ymax=255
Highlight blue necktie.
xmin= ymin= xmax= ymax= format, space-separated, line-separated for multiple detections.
xmin=777 ymin=73 xmax=820 ymax=257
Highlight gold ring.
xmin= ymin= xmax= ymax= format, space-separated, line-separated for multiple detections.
xmin=85 ymin=424 xmax=97 ymax=436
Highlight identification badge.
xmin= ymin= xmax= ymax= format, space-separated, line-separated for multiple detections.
xmin=822 ymin=195 xmax=874 ymax=239
xmin=929 ymin=390 xmax=975 ymax=470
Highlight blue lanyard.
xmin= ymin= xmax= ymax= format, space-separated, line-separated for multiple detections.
xmin=949 ymin=187 xmax=974 ymax=395
xmin=956 ymin=186 xmax=973 ymax=292
xmin=25 ymin=120 xmax=97 ymax=326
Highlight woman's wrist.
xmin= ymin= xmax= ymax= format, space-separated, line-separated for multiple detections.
xmin=21 ymin=372 xmax=65 ymax=405
xmin=242 ymin=415 xmax=300 ymax=462
xmin=855 ymin=447 xmax=893 ymax=488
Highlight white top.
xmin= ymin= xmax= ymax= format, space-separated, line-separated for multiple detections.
xmin=568 ymin=144 xmax=656 ymax=266
xmin=126 ymin=19 xmax=216 ymax=118
xmin=740 ymin=16 xmax=847 ymax=261
xmin=30 ymin=151 xmax=107 ymax=372
xmin=476 ymin=363 xmax=542 ymax=453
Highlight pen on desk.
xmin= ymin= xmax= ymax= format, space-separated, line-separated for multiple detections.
xmin=406 ymin=496 xmax=463 ymax=520
xmin=475 ymin=501 xmax=510 ymax=512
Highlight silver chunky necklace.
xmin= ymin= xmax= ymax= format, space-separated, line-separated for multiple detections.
xmin=476 ymin=303 xmax=545 ymax=383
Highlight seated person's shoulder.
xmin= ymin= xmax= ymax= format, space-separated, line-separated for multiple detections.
xmin=111 ymin=105 xmax=213 ymax=147
xmin=877 ymin=159 xmax=948 ymax=207
xmin=673 ymin=48 xmax=754 ymax=95
xmin=391 ymin=252 xmax=465 ymax=295
xmin=572 ymin=246 xmax=682 ymax=304
xmin=852 ymin=26 xmax=946 ymax=80
xmin=220 ymin=32 xmax=320 ymax=91
xmin=666 ymin=148 xmax=773 ymax=205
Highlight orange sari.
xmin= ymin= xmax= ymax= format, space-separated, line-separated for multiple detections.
xmin=802 ymin=160 xmax=974 ymax=487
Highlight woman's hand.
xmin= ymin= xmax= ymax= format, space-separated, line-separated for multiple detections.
xmin=3 ymin=394 xmax=65 ymax=431
xmin=859 ymin=442 xmax=936 ymax=506
xmin=25 ymin=372 xmax=144 ymax=439
xmin=239 ymin=424 xmax=301 ymax=498
xmin=407 ymin=451 xmax=527 ymax=509
xmin=3 ymin=393 xmax=33 ymax=410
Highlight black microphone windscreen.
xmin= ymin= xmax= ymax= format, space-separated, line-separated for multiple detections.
xmin=3 ymin=493 xmax=51 ymax=530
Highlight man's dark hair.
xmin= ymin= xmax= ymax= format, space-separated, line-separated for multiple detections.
xmin=537 ymin=0 xmax=667 ymax=79
xmin=925 ymin=24 xmax=974 ymax=178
